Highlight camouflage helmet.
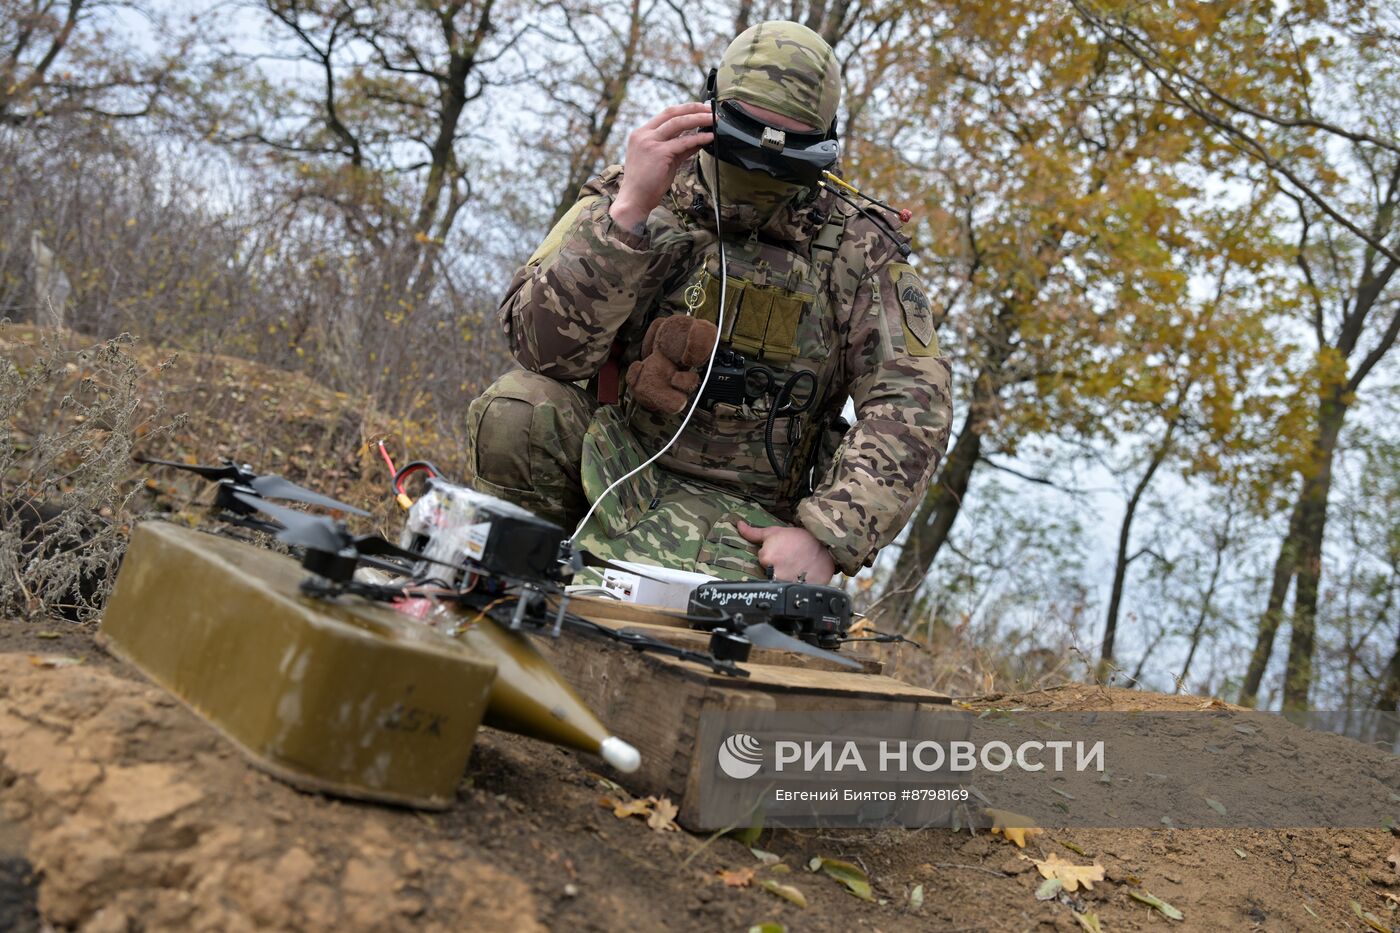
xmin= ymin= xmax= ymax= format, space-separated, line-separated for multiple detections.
xmin=716 ymin=21 xmax=841 ymax=132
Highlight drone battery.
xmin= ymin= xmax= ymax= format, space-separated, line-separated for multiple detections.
xmin=688 ymin=581 xmax=852 ymax=647
xmin=101 ymin=522 xmax=498 ymax=809
xmin=401 ymin=480 xmax=563 ymax=585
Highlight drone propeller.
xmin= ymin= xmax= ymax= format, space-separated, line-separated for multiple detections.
xmin=236 ymin=493 xmax=347 ymax=552
xmin=231 ymin=493 xmax=463 ymax=581
xmin=136 ymin=455 xmax=369 ymax=516
xmin=740 ymin=620 xmax=862 ymax=670
xmin=134 ymin=456 xmax=243 ymax=482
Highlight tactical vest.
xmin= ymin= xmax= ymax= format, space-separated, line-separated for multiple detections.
xmin=620 ymin=209 xmax=851 ymax=511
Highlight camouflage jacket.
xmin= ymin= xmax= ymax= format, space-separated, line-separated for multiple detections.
xmin=498 ymin=160 xmax=953 ymax=575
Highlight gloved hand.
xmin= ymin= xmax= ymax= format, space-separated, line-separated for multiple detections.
xmin=624 ymin=315 xmax=719 ymax=414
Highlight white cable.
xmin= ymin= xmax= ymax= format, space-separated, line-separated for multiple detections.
xmin=570 ymin=168 xmax=729 ymax=543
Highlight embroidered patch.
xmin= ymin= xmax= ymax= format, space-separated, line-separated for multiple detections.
xmin=890 ymin=264 xmax=937 ymax=355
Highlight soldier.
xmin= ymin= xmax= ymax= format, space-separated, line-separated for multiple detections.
xmin=465 ymin=20 xmax=952 ymax=586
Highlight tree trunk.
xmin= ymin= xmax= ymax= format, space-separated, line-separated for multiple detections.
xmin=1376 ymin=611 xmax=1400 ymax=712
xmin=1281 ymin=393 xmax=1348 ymax=711
xmin=1129 ymin=621 xmax=1169 ymax=686
xmin=1176 ymin=518 xmax=1229 ymax=693
xmin=873 ymin=306 xmax=1014 ymax=631
xmin=1238 ymin=495 xmax=1305 ymax=707
xmin=547 ymin=0 xmax=645 ymax=226
xmin=874 ymin=407 xmax=981 ymax=629
xmin=1100 ymin=429 xmax=1173 ymax=670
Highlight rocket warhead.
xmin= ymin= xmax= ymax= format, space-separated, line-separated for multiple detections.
xmin=601 ymin=736 xmax=641 ymax=774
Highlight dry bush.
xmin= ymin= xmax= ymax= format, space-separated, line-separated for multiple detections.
xmin=0 ymin=121 xmax=512 ymax=450
xmin=0 ymin=330 xmax=180 ymax=622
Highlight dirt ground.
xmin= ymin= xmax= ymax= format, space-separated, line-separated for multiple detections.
xmin=3 ymin=617 xmax=1399 ymax=932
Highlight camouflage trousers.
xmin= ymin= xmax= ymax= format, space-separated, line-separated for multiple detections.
xmin=464 ymin=369 xmax=595 ymax=530
xmin=464 ymin=370 xmax=780 ymax=580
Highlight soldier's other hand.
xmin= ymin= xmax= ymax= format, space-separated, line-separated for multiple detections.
xmin=611 ymin=103 xmax=714 ymax=233
xmin=737 ymin=521 xmax=835 ymax=586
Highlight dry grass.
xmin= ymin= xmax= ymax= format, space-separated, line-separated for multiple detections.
xmin=0 ymin=323 xmax=462 ymax=623
xmin=0 ymin=328 xmax=178 ymax=620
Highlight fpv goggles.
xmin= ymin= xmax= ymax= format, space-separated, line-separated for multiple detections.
xmin=704 ymin=68 xmax=840 ymax=186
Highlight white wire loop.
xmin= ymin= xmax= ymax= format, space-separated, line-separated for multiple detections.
xmin=570 ymin=166 xmax=728 ymax=543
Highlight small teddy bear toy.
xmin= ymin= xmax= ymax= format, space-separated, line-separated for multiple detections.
xmin=624 ymin=315 xmax=720 ymax=414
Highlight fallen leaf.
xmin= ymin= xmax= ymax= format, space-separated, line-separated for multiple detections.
xmin=809 ymin=857 xmax=874 ymax=901
xmin=28 ymin=654 xmax=83 ymax=669
xmin=1129 ymin=889 xmax=1184 ymax=921
xmin=609 ymin=798 xmax=652 ymax=819
xmin=747 ymin=924 xmax=785 ymax=933
xmin=986 ymin=809 xmax=1043 ymax=848
xmin=647 ymin=797 xmax=680 ymax=832
xmin=1031 ymin=853 xmax=1105 ymax=893
xmin=35 ymin=631 xmax=61 ymax=640
xmin=761 ymin=879 xmax=807 ymax=908
xmin=909 ymin=884 xmax=924 ymax=909
xmin=1036 ymin=878 xmax=1064 ymax=900
xmin=1234 ymin=848 xmax=1248 ymax=860
xmin=1353 ymin=900 xmax=1394 ymax=933
xmin=1197 ymin=698 xmax=1228 ymax=710
xmin=720 ymin=867 xmax=755 ymax=888
xmin=750 ymin=848 xmax=781 ymax=865
xmin=1075 ymin=912 xmax=1104 ymax=932
xmin=1205 ymin=798 xmax=1228 ymax=816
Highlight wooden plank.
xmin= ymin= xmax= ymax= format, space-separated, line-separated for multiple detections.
xmin=565 ymin=593 xmax=693 ymax=629
xmin=665 ymin=653 xmax=946 ymax=701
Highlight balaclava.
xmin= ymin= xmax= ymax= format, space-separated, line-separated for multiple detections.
xmin=699 ymin=20 xmax=842 ymax=227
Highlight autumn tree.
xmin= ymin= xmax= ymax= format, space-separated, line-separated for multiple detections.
xmin=1086 ymin=199 xmax=1296 ymax=672
xmin=1072 ymin=0 xmax=1400 ymax=709
xmin=0 ymin=0 xmax=185 ymax=126
xmin=214 ymin=0 xmax=526 ymax=285
xmin=864 ymin=0 xmax=1269 ymax=629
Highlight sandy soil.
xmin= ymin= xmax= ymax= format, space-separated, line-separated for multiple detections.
xmin=3 ymin=617 xmax=1399 ymax=932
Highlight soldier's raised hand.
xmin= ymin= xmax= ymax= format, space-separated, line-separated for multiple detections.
xmin=610 ymin=103 xmax=714 ymax=233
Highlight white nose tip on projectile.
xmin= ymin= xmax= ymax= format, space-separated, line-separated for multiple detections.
xmin=601 ymin=736 xmax=641 ymax=773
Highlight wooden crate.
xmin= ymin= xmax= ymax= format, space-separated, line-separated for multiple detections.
xmin=536 ymin=595 xmax=949 ymax=827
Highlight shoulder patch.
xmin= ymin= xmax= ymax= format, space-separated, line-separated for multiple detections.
xmin=890 ymin=264 xmax=937 ymax=356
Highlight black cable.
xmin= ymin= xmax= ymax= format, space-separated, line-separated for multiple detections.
xmin=763 ymin=369 xmax=815 ymax=477
xmin=393 ymin=460 xmax=441 ymax=496
xmin=818 ymin=182 xmax=911 ymax=258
